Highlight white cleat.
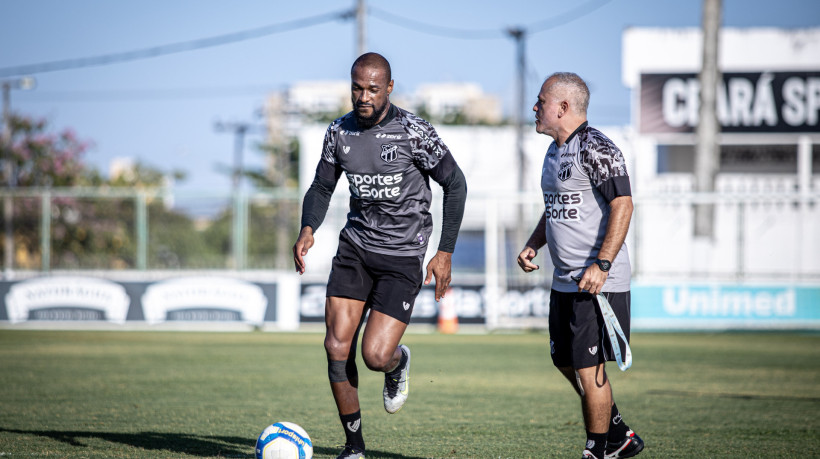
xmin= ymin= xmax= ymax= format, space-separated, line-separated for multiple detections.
xmin=383 ymin=344 xmax=410 ymax=414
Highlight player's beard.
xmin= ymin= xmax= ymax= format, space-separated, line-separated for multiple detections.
xmin=354 ymin=99 xmax=390 ymax=129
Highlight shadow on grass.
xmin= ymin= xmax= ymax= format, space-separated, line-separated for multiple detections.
xmin=1 ymin=428 xmax=427 ymax=459
xmin=647 ymin=390 xmax=820 ymax=402
xmin=312 ymin=446 xmax=426 ymax=458
xmin=0 ymin=428 xmax=254 ymax=457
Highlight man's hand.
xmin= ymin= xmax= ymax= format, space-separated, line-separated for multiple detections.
xmin=577 ymin=263 xmax=607 ymax=295
xmin=517 ymin=247 xmax=540 ymax=273
xmin=292 ymin=226 xmax=315 ymax=275
xmin=424 ymin=250 xmax=452 ymax=302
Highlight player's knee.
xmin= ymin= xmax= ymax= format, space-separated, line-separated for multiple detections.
xmin=324 ymin=335 xmax=351 ymax=360
xmin=362 ymin=348 xmax=392 ymax=372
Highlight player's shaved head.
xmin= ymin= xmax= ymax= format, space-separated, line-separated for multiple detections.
xmin=351 ymin=52 xmax=392 ymax=84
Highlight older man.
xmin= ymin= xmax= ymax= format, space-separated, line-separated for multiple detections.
xmin=518 ymin=72 xmax=644 ymax=459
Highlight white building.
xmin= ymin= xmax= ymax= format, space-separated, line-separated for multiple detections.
xmin=621 ymin=27 xmax=820 ymax=281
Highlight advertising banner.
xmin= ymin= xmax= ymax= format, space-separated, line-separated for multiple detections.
xmin=631 ymin=283 xmax=820 ymax=330
xmin=640 ymin=71 xmax=820 ymax=133
xmin=0 ymin=273 xmax=301 ymax=330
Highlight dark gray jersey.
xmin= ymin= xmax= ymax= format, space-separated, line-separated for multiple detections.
xmin=318 ymin=105 xmax=455 ymax=256
xmin=540 ymin=123 xmax=632 ymax=292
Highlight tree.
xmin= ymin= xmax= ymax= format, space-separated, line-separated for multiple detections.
xmin=0 ymin=113 xmax=204 ymax=270
xmin=3 ymin=114 xmax=99 ymax=187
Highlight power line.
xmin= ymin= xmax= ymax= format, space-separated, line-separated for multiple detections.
xmin=368 ymin=0 xmax=613 ymax=39
xmin=525 ymin=0 xmax=613 ymax=34
xmin=14 ymin=85 xmax=280 ymax=103
xmin=368 ymin=7 xmax=502 ymax=39
xmin=0 ymin=9 xmax=352 ymax=78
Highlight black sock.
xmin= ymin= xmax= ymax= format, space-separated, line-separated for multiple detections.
xmin=387 ymin=347 xmax=407 ymax=376
xmin=585 ymin=431 xmax=607 ymax=458
xmin=608 ymin=403 xmax=629 ymax=443
xmin=339 ymin=410 xmax=364 ymax=451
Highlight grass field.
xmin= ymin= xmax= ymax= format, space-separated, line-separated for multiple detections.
xmin=0 ymin=329 xmax=818 ymax=458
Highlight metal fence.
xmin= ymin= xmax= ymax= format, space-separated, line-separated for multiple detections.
xmin=1 ymin=187 xmax=301 ymax=274
xmin=2 ymin=187 xmax=819 ymax=283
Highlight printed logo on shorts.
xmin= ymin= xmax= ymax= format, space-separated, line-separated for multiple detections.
xmin=550 ymin=339 xmax=555 ymax=355
xmin=381 ymin=144 xmax=398 ymax=163
xmin=402 ymin=301 xmax=410 ymax=311
xmin=558 ymin=161 xmax=572 ymax=182
xmin=589 ymin=345 xmax=598 ymax=355
xmin=343 ymin=145 xmax=351 ymax=154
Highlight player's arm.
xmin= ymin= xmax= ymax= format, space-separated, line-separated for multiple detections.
xmin=293 ymin=160 xmax=341 ymax=274
xmin=425 ymin=155 xmax=467 ymax=301
xmin=577 ymin=138 xmax=633 ymax=294
xmin=518 ymin=212 xmax=547 ymax=273
xmin=580 ymin=195 xmax=632 ymax=294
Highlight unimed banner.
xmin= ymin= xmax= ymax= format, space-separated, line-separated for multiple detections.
xmin=0 ymin=273 xmax=301 ymax=330
xmin=640 ymin=71 xmax=820 ymax=133
xmin=631 ymin=283 xmax=820 ymax=330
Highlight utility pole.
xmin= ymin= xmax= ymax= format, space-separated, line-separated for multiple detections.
xmin=356 ymin=0 xmax=367 ymax=56
xmin=694 ymin=0 xmax=722 ymax=238
xmin=507 ymin=27 xmax=527 ymax=198
xmin=507 ymin=27 xmax=528 ymax=267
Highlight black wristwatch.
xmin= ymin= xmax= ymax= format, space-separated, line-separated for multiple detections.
xmin=595 ymin=258 xmax=612 ymax=272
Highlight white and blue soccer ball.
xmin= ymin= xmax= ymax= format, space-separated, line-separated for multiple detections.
xmin=255 ymin=422 xmax=313 ymax=459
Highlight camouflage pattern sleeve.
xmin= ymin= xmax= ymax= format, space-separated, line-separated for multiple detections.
xmin=321 ymin=117 xmax=344 ymax=164
xmin=578 ymin=127 xmax=629 ymax=188
xmin=399 ymin=109 xmax=450 ymax=172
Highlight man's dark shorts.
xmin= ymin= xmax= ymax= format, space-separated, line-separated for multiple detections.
xmin=326 ymin=232 xmax=424 ymax=324
xmin=548 ymin=290 xmax=631 ymax=369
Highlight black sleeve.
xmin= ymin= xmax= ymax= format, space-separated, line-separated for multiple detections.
xmin=436 ymin=164 xmax=467 ymax=253
xmin=597 ymin=175 xmax=632 ymax=203
xmin=300 ymin=160 xmax=342 ymax=231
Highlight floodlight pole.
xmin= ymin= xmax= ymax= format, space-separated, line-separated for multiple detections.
xmin=2 ymin=76 xmax=36 ymax=277
xmin=214 ymin=121 xmax=250 ymax=270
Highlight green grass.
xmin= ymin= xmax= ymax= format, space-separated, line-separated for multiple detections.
xmin=0 ymin=330 xmax=818 ymax=458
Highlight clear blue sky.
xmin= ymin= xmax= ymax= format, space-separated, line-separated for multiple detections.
xmin=2 ymin=0 xmax=818 ymax=195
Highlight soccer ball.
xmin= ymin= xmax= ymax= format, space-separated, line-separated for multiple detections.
xmin=255 ymin=422 xmax=313 ymax=459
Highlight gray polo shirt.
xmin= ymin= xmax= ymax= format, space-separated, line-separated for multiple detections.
xmin=540 ymin=122 xmax=632 ymax=293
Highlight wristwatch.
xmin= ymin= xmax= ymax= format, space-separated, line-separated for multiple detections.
xmin=595 ymin=258 xmax=612 ymax=272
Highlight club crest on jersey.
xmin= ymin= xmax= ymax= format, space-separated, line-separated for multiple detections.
xmin=381 ymin=144 xmax=398 ymax=163
xmin=558 ymin=161 xmax=573 ymax=182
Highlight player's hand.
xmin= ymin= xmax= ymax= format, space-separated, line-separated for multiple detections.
xmin=424 ymin=250 xmax=452 ymax=302
xmin=517 ymin=247 xmax=540 ymax=273
xmin=577 ymin=264 xmax=607 ymax=295
xmin=292 ymin=227 xmax=315 ymax=275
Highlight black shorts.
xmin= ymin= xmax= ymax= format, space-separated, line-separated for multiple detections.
xmin=326 ymin=232 xmax=424 ymax=324
xmin=548 ymin=290 xmax=631 ymax=370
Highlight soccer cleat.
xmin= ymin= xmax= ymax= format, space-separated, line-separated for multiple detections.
xmin=383 ymin=344 xmax=410 ymax=414
xmin=605 ymin=429 xmax=644 ymax=458
xmin=582 ymin=450 xmax=601 ymax=459
xmin=336 ymin=444 xmax=365 ymax=459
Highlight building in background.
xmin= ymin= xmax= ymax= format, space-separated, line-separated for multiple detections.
xmin=622 ymin=27 xmax=820 ymax=280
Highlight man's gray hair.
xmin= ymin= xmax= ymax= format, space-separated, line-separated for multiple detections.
xmin=545 ymin=72 xmax=590 ymax=115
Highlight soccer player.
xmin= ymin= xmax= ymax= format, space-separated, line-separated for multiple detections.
xmin=292 ymin=52 xmax=467 ymax=459
xmin=517 ymin=72 xmax=644 ymax=459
